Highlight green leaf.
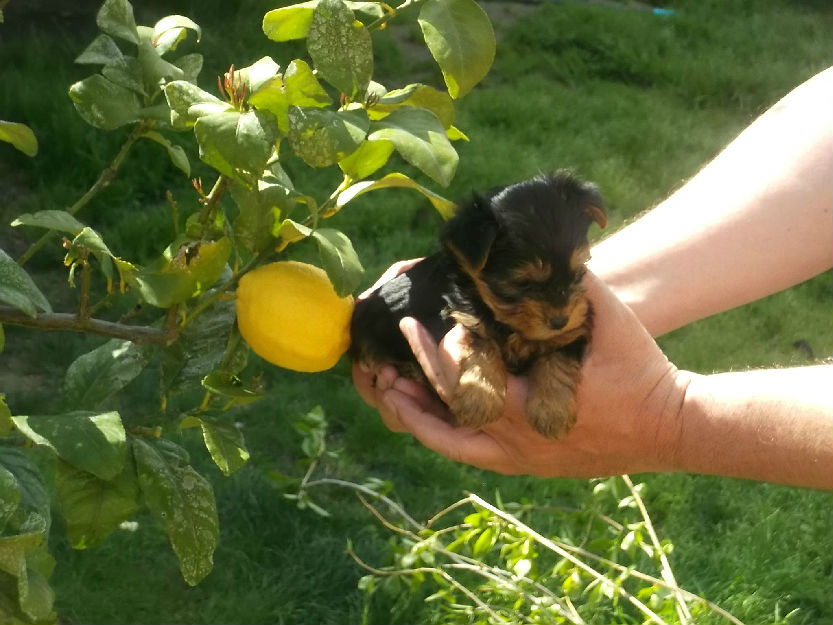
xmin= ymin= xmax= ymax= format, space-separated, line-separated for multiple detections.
xmin=338 ymin=139 xmax=394 ymax=180
xmin=164 ymin=80 xmax=231 ymax=129
xmin=307 ymin=0 xmax=372 ymax=98
xmin=132 ymin=438 xmax=219 ymax=586
xmin=101 ymin=56 xmax=145 ymax=95
xmin=11 ymin=210 xmax=86 ymax=235
xmin=187 ymin=416 xmax=250 ymax=477
xmin=173 ymin=53 xmax=203 ymax=84
xmin=231 ymin=161 xmax=295 ymax=254
xmin=284 ymin=59 xmax=332 ymax=107
xmin=131 ymin=237 xmax=232 ymax=308
xmin=0 ymin=121 xmax=38 ymax=157
xmin=63 ymin=339 xmax=151 ymax=410
xmin=370 ymin=83 xmax=455 ymax=128
xmin=0 ymin=248 xmax=52 ymax=318
xmin=0 ymin=530 xmax=55 ymax=623
xmin=68 ymin=74 xmax=142 ymax=130
xmin=194 ymin=110 xmax=278 ymax=186
xmin=229 ymin=56 xmax=281 ymax=94
xmin=311 ymin=228 xmax=364 ymax=297
xmin=0 ymin=449 xmax=51 ymax=537
xmin=472 ymin=526 xmax=496 ymax=555
xmin=274 ymin=218 xmax=312 ymax=250
xmin=262 ymin=1 xmax=384 ymax=42
xmin=152 ymin=15 xmax=201 ymax=54
xmin=248 ymin=59 xmax=331 ymax=134
xmin=0 ymin=463 xmax=20 ymax=533
xmin=262 ymin=1 xmax=317 ymax=42
xmin=0 ymin=395 xmax=11 ymax=438
xmin=288 ymin=107 xmax=369 ymax=168
xmin=337 ymin=172 xmax=457 ymax=219
xmin=0 ymin=323 xmax=4 ymax=355
xmin=56 ymin=459 xmax=140 ymax=549
xmin=75 ymin=33 xmax=124 ymax=65
xmin=418 ymin=0 xmax=495 ymax=99
xmin=96 ymin=0 xmax=139 ymax=45
xmin=65 ymin=227 xmax=122 ymax=286
xmin=201 ymin=372 xmax=262 ymax=405
xmin=161 ymin=299 xmax=236 ymax=395
xmin=140 ymin=130 xmax=190 ymax=176
xmin=12 ymin=411 xmax=127 ymax=481
xmin=368 ymin=107 xmax=458 ymax=186
xmin=137 ymin=39 xmax=185 ymax=93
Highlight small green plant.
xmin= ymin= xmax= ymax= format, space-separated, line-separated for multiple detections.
xmin=282 ymin=410 xmax=742 ymax=625
xmin=0 ymin=0 xmax=494 ymax=620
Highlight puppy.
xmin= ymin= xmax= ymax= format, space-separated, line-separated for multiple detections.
xmin=349 ymin=171 xmax=606 ymax=438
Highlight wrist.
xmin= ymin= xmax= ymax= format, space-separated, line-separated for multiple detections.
xmin=643 ymin=367 xmax=694 ymax=474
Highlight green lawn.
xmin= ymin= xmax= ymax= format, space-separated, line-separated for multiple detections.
xmin=1 ymin=1 xmax=831 ymax=624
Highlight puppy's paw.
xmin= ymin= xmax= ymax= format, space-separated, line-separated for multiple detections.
xmin=526 ymin=386 xmax=576 ymax=439
xmin=448 ymin=337 xmax=507 ymax=429
xmin=526 ymin=353 xmax=581 ymax=439
xmin=450 ymin=367 xmax=506 ymax=429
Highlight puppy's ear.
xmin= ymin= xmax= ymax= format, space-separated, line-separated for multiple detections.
xmin=441 ymin=194 xmax=499 ymax=273
xmin=585 ymin=203 xmax=607 ymax=229
xmin=578 ymin=181 xmax=607 ymax=229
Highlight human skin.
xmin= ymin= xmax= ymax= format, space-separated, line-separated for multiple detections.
xmin=351 ymin=67 xmax=833 ymax=489
xmin=588 ymin=66 xmax=833 ymax=337
xmin=353 ymin=273 xmax=833 ymax=489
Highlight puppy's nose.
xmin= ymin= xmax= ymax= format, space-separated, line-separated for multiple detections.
xmin=548 ymin=316 xmax=569 ymax=330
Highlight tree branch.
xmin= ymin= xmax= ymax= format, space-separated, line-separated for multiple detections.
xmin=0 ymin=306 xmax=175 ymax=346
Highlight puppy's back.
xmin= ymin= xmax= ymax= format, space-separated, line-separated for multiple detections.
xmin=349 ymin=253 xmax=457 ymax=371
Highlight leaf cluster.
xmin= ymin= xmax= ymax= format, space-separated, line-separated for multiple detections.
xmin=0 ymin=0 xmax=496 ymax=620
xmin=277 ymin=415 xmax=741 ymax=625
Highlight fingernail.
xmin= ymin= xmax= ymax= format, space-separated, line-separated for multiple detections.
xmin=398 ymin=317 xmax=416 ymax=340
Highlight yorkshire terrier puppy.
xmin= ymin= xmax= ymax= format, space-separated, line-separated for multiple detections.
xmin=349 ymin=171 xmax=607 ymax=438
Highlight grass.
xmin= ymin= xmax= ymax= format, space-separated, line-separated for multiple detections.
xmin=1 ymin=0 xmax=832 ymax=624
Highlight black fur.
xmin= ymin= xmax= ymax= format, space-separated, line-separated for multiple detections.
xmin=349 ymin=170 xmax=604 ymax=383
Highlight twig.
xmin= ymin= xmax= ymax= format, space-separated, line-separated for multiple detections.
xmin=78 ymin=258 xmax=92 ymax=322
xmin=197 ymin=175 xmax=231 ymax=230
xmin=552 ymin=538 xmax=746 ymax=625
xmin=346 ymin=544 xmax=512 ymax=624
xmin=622 ymin=474 xmax=693 ymax=625
xmin=357 ymin=494 xmax=583 ymax=624
xmin=425 ymin=497 xmax=473 ymax=528
xmin=466 ymin=492 xmax=670 ymax=625
xmin=302 ymin=477 xmax=422 ymax=530
xmin=356 ymin=494 xmax=416 ymax=539
xmin=0 ymin=306 xmax=174 ymax=345
xmin=17 ymin=124 xmax=146 ymax=266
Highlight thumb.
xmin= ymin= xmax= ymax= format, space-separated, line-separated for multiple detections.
xmin=399 ymin=317 xmax=463 ymax=405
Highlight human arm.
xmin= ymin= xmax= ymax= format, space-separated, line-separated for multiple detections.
xmin=355 ymin=273 xmax=833 ymax=489
xmin=588 ymin=66 xmax=833 ymax=336
xmin=673 ymin=366 xmax=833 ymax=489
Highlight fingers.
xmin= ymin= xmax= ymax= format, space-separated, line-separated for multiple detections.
xmin=352 ymin=364 xmax=408 ymax=432
xmin=358 ymin=258 xmax=424 ymax=299
xmin=381 ymin=387 xmax=510 ymax=472
xmin=399 ymin=317 xmax=462 ymax=404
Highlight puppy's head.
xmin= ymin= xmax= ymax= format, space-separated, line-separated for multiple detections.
xmin=441 ymin=171 xmax=606 ymax=342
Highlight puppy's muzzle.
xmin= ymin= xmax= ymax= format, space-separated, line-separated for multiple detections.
xmin=548 ymin=316 xmax=569 ymax=330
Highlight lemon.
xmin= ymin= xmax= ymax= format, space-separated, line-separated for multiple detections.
xmin=236 ymin=261 xmax=354 ymax=372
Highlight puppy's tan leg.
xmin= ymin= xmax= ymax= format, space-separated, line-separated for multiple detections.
xmin=526 ymin=353 xmax=581 ymax=439
xmin=449 ymin=335 xmax=507 ymax=429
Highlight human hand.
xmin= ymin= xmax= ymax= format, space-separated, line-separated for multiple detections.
xmin=355 ymin=271 xmax=690 ymax=478
xmin=352 ymin=258 xmax=425 ymax=430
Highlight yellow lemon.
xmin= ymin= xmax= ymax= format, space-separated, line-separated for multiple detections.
xmin=236 ymin=261 xmax=354 ymax=372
